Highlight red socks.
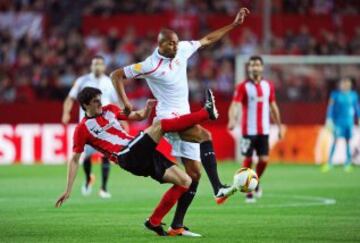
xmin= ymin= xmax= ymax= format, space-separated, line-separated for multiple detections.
xmin=149 ymin=185 xmax=188 ymax=226
xmin=243 ymin=157 xmax=252 ymax=168
xmin=160 ymin=108 xmax=209 ymax=133
xmin=256 ymin=160 xmax=268 ymax=178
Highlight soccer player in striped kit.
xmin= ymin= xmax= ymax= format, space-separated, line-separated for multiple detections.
xmin=228 ymin=56 xmax=282 ymax=203
xmin=55 ymin=87 xmax=219 ymax=236
xmin=62 ymin=56 xmax=119 ymax=199
xmin=111 ymin=7 xmax=250 ymax=236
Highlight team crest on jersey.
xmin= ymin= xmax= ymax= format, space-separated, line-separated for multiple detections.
xmin=90 ymin=121 xmax=116 ymax=136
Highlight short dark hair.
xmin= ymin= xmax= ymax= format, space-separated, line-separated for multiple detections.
xmin=249 ymin=55 xmax=264 ymax=65
xmin=77 ymin=87 xmax=102 ymax=111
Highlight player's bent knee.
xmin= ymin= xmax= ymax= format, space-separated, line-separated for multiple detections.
xmin=200 ymin=128 xmax=212 ymax=141
xmin=145 ymin=121 xmax=163 ymax=136
xmin=188 ymin=170 xmax=201 ymax=182
xmin=153 ymin=121 xmax=165 ymax=134
xmin=179 ymin=174 xmax=192 ymax=188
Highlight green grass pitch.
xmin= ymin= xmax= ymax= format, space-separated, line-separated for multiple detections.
xmin=0 ymin=163 xmax=359 ymax=243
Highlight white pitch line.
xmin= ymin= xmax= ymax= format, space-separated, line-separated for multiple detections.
xmin=0 ymin=194 xmax=336 ymax=212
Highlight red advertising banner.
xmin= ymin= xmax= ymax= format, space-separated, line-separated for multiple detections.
xmin=0 ymin=124 xmax=235 ymax=164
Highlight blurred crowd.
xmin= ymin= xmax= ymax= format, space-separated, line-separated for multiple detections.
xmin=0 ymin=0 xmax=360 ymax=104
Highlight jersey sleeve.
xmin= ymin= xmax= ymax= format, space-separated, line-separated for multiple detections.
xmin=178 ymin=41 xmax=201 ymax=59
xmin=233 ymin=83 xmax=245 ymax=103
xmin=68 ymin=77 xmax=82 ymax=99
xmin=73 ymin=125 xmax=87 ymax=153
xmin=269 ymin=81 xmax=276 ymax=102
xmin=123 ymin=58 xmax=152 ymax=79
xmin=104 ymin=104 xmax=128 ymax=120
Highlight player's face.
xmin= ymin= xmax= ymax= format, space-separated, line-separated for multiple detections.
xmin=91 ymin=58 xmax=106 ymax=76
xmin=160 ymin=33 xmax=179 ymax=58
xmin=339 ymin=79 xmax=352 ymax=91
xmin=248 ymin=60 xmax=264 ymax=79
xmin=85 ymin=95 xmax=103 ymax=115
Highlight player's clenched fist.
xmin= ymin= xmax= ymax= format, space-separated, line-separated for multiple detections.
xmin=123 ymin=101 xmax=134 ymax=116
xmin=55 ymin=192 xmax=70 ymax=208
xmin=233 ymin=7 xmax=250 ymax=26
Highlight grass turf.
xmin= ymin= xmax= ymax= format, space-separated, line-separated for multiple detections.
xmin=0 ymin=163 xmax=359 ymax=243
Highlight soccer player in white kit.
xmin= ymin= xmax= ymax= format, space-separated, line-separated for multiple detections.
xmin=62 ymin=56 xmax=119 ymax=199
xmin=111 ymin=8 xmax=250 ymax=236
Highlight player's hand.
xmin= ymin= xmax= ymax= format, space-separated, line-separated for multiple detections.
xmin=123 ymin=101 xmax=133 ymax=116
xmin=61 ymin=113 xmax=71 ymax=124
xmin=55 ymin=192 xmax=70 ymax=208
xmin=145 ymin=99 xmax=157 ymax=111
xmin=233 ymin=8 xmax=250 ymax=26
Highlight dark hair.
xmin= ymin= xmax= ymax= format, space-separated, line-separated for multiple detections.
xmin=249 ymin=55 xmax=264 ymax=65
xmin=77 ymin=87 xmax=102 ymax=111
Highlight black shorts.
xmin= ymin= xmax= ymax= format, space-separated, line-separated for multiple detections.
xmin=241 ymin=135 xmax=269 ymax=157
xmin=116 ymin=132 xmax=175 ymax=183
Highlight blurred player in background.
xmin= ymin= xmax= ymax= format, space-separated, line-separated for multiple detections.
xmin=61 ymin=56 xmax=119 ymax=198
xmin=111 ymin=7 xmax=250 ymax=236
xmin=323 ymin=78 xmax=360 ymax=173
xmin=228 ymin=56 xmax=282 ymax=203
xmin=56 ymin=87 xmax=219 ymax=236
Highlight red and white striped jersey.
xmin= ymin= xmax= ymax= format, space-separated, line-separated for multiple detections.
xmin=233 ymin=79 xmax=276 ymax=136
xmin=73 ymin=104 xmax=134 ymax=160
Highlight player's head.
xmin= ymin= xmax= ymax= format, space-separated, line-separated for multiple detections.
xmin=339 ymin=77 xmax=353 ymax=92
xmin=157 ymin=28 xmax=179 ymax=58
xmin=78 ymin=87 xmax=103 ymax=115
xmin=248 ymin=55 xmax=264 ymax=80
xmin=90 ymin=55 xmax=106 ymax=77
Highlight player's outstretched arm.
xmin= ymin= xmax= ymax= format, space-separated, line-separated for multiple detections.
xmin=199 ymin=7 xmax=250 ymax=47
xmin=55 ymin=153 xmax=81 ymax=208
xmin=110 ymin=68 xmax=133 ymax=115
xmin=228 ymin=101 xmax=241 ymax=130
xmin=126 ymin=99 xmax=157 ymax=121
xmin=270 ymin=102 xmax=283 ymax=139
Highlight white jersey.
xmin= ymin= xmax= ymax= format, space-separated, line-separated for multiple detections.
xmin=123 ymin=40 xmax=201 ymax=118
xmin=68 ymin=73 xmax=118 ymax=121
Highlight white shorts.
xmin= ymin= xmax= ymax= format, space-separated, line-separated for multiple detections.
xmin=164 ymin=132 xmax=201 ymax=162
xmin=154 ymin=112 xmax=201 ymax=162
